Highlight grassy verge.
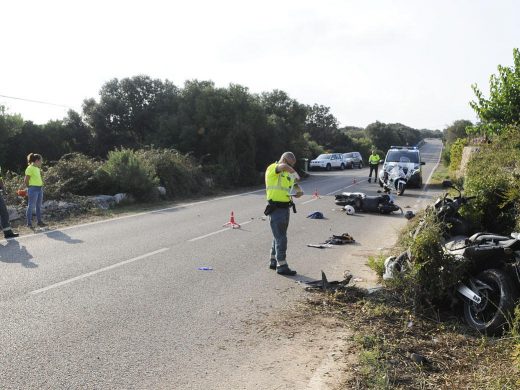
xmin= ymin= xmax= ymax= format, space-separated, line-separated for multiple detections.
xmin=428 ymin=163 xmax=450 ymax=187
xmin=307 ymin=288 xmax=520 ymax=389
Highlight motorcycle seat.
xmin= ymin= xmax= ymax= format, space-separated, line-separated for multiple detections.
xmin=467 ymin=232 xmax=512 ymax=245
xmin=339 ymin=192 xmax=365 ymax=198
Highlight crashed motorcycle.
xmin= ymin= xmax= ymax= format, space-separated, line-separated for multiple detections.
xmin=384 ymin=181 xmax=520 ymax=335
xmin=380 ymin=163 xmax=420 ymax=196
xmin=334 ymin=192 xmax=402 ymax=214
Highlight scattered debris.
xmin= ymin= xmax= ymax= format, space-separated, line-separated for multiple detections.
xmin=307 ymin=211 xmax=324 ymax=219
xmin=404 ymin=210 xmax=415 ymax=219
xmin=301 ymin=271 xmax=353 ymax=291
xmin=324 ymin=233 xmax=355 ymax=245
xmin=352 ymin=277 xmax=364 ymax=283
xmin=307 ymin=244 xmax=333 ymax=249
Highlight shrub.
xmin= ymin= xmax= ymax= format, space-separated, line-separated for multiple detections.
xmin=43 ymin=153 xmax=102 ymax=199
xmin=135 ymin=148 xmax=209 ymax=198
xmin=97 ymin=148 xmax=158 ymax=200
xmin=449 ymin=138 xmax=467 ymax=172
xmin=0 ymin=170 xmax=24 ymax=205
xmin=463 ymin=126 xmax=520 ymax=233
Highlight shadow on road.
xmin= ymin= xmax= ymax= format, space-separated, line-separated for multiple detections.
xmin=0 ymin=240 xmax=38 ymax=268
xmin=44 ymin=230 xmax=83 ymax=244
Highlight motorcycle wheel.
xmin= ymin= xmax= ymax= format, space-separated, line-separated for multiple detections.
xmin=462 ymin=269 xmax=518 ymax=335
xmin=397 ymin=182 xmax=405 ymax=195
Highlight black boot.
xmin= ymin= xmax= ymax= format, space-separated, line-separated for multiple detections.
xmin=4 ymin=229 xmax=19 ymax=238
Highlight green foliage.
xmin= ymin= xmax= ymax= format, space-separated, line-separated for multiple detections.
xmin=470 ymin=48 xmax=520 ymax=135
xmin=97 ymin=148 xmax=158 ymax=200
xmin=443 ymin=119 xmax=472 ymax=144
xmin=44 ymin=153 xmax=102 ymax=199
xmin=0 ymin=170 xmax=24 ymax=205
xmin=367 ymin=255 xmax=386 ymax=279
xmin=448 ymin=138 xmax=468 ymax=172
xmin=135 ymin=148 xmax=209 ymax=198
xmin=463 ymin=125 xmax=520 ymax=233
xmin=365 ymin=121 xmax=422 ymax=152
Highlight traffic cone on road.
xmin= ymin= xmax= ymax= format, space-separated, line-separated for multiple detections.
xmin=223 ymin=211 xmax=241 ymax=228
xmin=312 ymin=188 xmax=321 ymax=199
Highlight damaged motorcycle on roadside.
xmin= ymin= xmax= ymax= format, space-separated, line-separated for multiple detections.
xmin=384 ymin=181 xmax=520 ymax=335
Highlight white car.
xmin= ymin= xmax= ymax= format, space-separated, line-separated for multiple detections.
xmin=309 ymin=153 xmax=346 ymax=171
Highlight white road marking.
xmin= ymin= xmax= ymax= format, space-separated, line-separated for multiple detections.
xmin=29 ymin=248 xmax=170 ymax=295
xmin=301 ymin=180 xmax=364 ymax=204
xmin=424 ymin=144 xmax=443 ymax=186
xmin=188 ymin=220 xmax=254 ymax=242
xmin=5 ymin=189 xmax=266 ymax=242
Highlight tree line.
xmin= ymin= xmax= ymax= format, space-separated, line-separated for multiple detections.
xmin=0 ymin=76 xmax=441 ymax=185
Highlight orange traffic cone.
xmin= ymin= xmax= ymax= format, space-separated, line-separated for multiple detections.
xmin=312 ymin=188 xmax=321 ymax=199
xmin=223 ymin=211 xmax=241 ymax=228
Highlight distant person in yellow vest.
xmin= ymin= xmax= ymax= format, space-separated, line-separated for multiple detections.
xmin=368 ymin=149 xmax=381 ymax=183
xmin=23 ymin=153 xmax=46 ymax=229
xmin=0 ymin=166 xmax=19 ymax=238
xmin=264 ymin=152 xmax=303 ymax=276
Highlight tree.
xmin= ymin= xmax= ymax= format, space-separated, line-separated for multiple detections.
xmin=443 ymin=120 xmax=473 ymax=144
xmin=470 ymin=48 xmax=520 ymax=135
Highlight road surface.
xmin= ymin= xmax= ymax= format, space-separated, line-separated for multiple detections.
xmin=0 ymin=139 xmax=443 ymax=389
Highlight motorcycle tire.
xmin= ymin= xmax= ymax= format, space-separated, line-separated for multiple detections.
xmin=397 ymin=182 xmax=405 ymax=196
xmin=462 ymin=268 xmax=519 ymax=336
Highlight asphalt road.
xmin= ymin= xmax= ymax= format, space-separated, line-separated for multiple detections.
xmin=0 ymin=139 xmax=443 ymax=389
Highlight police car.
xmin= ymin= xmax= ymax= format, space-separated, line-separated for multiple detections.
xmin=378 ymin=146 xmax=425 ymax=188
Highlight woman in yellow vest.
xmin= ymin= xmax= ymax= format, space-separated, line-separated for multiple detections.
xmin=264 ymin=152 xmax=303 ymax=275
xmin=23 ymin=153 xmax=46 ymax=229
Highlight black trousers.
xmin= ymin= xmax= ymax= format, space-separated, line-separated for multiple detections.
xmin=0 ymin=191 xmax=12 ymax=230
xmin=368 ymin=164 xmax=378 ymax=180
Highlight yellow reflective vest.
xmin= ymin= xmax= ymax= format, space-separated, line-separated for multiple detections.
xmin=265 ymin=162 xmax=294 ymax=202
xmin=369 ymin=154 xmax=380 ymax=165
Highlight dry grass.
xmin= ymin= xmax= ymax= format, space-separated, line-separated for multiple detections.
xmin=306 ymin=287 xmax=520 ymax=389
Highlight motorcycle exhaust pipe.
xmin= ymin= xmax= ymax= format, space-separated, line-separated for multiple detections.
xmin=456 ymin=283 xmax=482 ymax=304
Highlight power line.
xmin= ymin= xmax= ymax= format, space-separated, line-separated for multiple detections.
xmin=0 ymin=93 xmax=73 ymax=109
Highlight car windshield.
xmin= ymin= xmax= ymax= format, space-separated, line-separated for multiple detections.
xmin=343 ymin=153 xmax=354 ymax=158
xmin=386 ymin=151 xmax=419 ymax=163
xmin=315 ymin=154 xmax=331 ymax=160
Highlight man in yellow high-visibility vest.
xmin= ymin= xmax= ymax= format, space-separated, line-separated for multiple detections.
xmin=368 ymin=149 xmax=381 ymax=183
xmin=264 ymin=152 xmax=303 ymax=275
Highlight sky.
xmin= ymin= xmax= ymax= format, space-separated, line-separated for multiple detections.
xmin=1 ymin=0 xmax=519 ymax=130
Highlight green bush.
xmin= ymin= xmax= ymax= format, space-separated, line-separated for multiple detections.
xmin=135 ymin=148 xmax=210 ymax=198
xmin=44 ymin=153 xmax=102 ymax=199
xmin=0 ymin=170 xmax=24 ymax=205
xmin=449 ymin=138 xmax=467 ymax=172
xmin=97 ymin=148 xmax=158 ymax=200
xmin=388 ymin=211 xmax=469 ymax=307
xmin=463 ymin=126 xmax=520 ymax=233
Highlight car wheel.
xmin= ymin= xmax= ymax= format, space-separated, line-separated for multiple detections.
xmin=358 ymin=162 xmax=363 ymax=169
xmin=340 ymin=163 xmax=345 ymax=170
xmin=326 ymin=164 xmax=332 ymax=171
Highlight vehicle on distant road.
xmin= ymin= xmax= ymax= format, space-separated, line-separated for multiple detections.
xmin=309 ymin=153 xmax=345 ymax=171
xmin=342 ymin=152 xmax=363 ymax=169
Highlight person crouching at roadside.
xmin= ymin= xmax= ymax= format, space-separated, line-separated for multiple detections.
xmin=23 ymin=153 xmax=46 ymax=229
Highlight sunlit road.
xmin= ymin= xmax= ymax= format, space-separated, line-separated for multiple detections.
xmin=0 ymin=139 xmax=442 ymax=389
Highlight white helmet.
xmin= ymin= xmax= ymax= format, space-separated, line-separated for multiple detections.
xmin=344 ymin=205 xmax=355 ymax=215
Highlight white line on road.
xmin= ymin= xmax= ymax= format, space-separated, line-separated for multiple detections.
xmin=301 ymin=181 xmax=363 ymax=204
xmin=29 ymin=248 xmax=170 ymax=295
xmin=188 ymin=220 xmax=254 ymax=242
xmin=6 ymin=189 xmax=266 ymax=243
